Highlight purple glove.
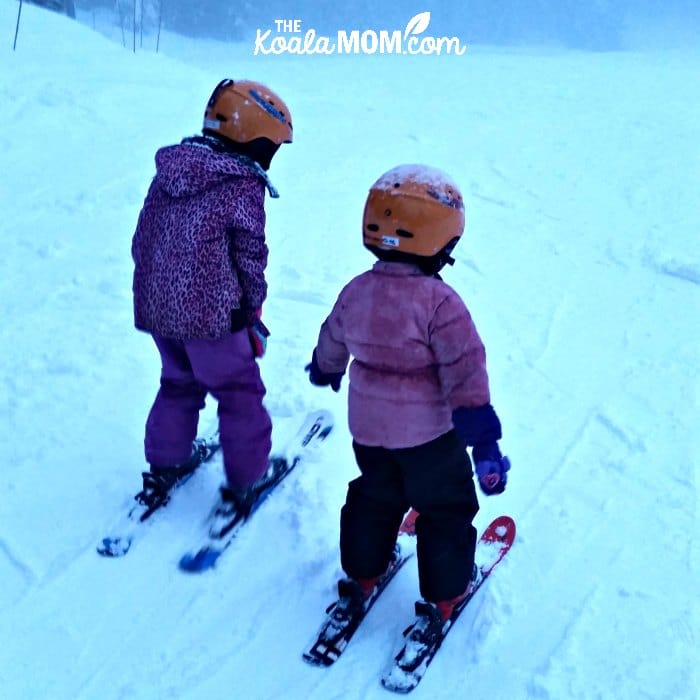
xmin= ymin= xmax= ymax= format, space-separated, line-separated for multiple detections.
xmin=472 ymin=442 xmax=510 ymax=496
xmin=305 ymin=349 xmax=343 ymax=392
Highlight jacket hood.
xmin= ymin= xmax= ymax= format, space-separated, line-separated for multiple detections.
xmin=153 ymin=143 xmax=278 ymax=198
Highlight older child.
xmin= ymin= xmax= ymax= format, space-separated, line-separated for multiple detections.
xmin=307 ymin=164 xmax=510 ymax=632
xmin=131 ymin=79 xmax=292 ymax=518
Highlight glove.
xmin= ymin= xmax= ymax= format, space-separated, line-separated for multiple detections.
xmin=305 ymin=349 xmax=343 ymax=392
xmin=472 ymin=441 xmax=510 ymax=496
xmin=243 ymin=308 xmax=269 ymax=358
xmin=452 ymin=404 xmax=502 ymax=446
xmin=248 ymin=317 xmax=270 ymax=358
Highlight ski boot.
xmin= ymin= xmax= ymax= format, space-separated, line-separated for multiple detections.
xmin=325 ymin=543 xmax=404 ymax=641
xmin=208 ymin=484 xmax=257 ymax=539
xmin=433 ymin=563 xmax=480 ymax=621
xmin=136 ymin=438 xmax=214 ymax=515
xmin=209 ymin=456 xmax=292 ymax=537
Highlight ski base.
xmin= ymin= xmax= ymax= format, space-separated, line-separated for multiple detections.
xmin=381 ymin=515 xmax=516 ymax=693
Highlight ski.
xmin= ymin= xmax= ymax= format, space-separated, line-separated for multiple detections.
xmin=381 ymin=515 xmax=516 ymax=693
xmin=303 ymin=542 xmax=413 ymax=667
xmin=97 ymin=431 xmax=221 ymax=558
xmin=178 ymin=409 xmax=333 ymax=573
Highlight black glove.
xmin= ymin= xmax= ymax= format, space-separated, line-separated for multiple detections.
xmin=305 ymin=350 xmax=343 ymax=392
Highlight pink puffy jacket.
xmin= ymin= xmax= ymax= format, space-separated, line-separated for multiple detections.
xmin=314 ymin=261 xmax=491 ymax=448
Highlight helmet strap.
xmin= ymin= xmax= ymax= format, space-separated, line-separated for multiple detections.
xmin=366 ymin=235 xmax=460 ymax=277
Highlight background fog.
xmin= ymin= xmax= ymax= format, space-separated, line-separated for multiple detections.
xmin=73 ymin=0 xmax=700 ymax=50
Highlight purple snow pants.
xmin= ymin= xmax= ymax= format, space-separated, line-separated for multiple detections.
xmin=144 ymin=330 xmax=272 ymax=490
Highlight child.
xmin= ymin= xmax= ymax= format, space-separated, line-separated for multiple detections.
xmin=131 ymin=79 xmax=292 ymax=518
xmin=306 ymin=164 xmax=510 ymax=634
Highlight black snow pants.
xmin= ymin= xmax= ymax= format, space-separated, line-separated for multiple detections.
xmin=340 ymin=429 xmax=479 ymax=603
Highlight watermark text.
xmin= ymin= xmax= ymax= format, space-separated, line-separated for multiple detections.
xmin=254 ymin=12 xmax=468 ymax=57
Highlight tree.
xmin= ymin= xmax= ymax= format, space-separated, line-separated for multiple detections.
xmin=26 ymin=0 xmax=76 ymax=19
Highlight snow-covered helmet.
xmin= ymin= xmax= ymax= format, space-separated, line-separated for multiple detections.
xmin=203 ymin=79 xmax=293 ymax=146
xmin=363 ymin=165 xmax=465 ymax=272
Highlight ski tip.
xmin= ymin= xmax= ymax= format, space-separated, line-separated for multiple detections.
xmin=307 ymin=410 xmax=334 ymax=439
xmin=309 ymin=408 xmax=334 ymax=424
xmin=398 ymin=508 xmax=419 ymax=536
xmin=482 ymin=515 xmax=516 ymax=546
xmin=302 ymin=651 xmax=335 ymax=668
xmin=307 ymin=409 xmax=334 ymax=437
xmin=179 ymin=547 xmax=221 ymax=573
xmin=286 ymin=409 xmax=335 ymax=463
xmin=97 ymin=536 xmax=132 ymax=558
xmin=381 ymin=675 xmax=416 ymax=694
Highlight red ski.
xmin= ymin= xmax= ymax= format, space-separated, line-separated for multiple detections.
xmin=381 ymin=515 xmax=516 ymax=693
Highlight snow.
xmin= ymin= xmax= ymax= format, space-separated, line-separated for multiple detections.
xmin=372 ymin=164 xmax=462 ymax=194
xmin=1 ymin=3 xmax=699 ymax=699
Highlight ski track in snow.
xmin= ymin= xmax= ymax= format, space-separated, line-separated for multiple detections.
xmin=0 ymin=537 xmax=37 ymax=611
xmin=1 ymin=4 xmax=699 ymax=700
xmin=646 ymin=255 xmax=700 ymax=287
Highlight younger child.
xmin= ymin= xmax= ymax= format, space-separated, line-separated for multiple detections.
xmin=306 ymin=164 xmax=510 ymax=633
xmin=131 ymin=79 xmax=293 ymax=518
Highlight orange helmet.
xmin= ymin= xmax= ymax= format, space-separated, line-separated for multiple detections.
xmin=363 ymin=165 xmax=465 ymax=258
xmin=203 ymin=79 xmax=293 ymax=146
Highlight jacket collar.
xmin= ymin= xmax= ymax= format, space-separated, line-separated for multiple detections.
xmin=371 ymin=261 xmax=425 ymax=276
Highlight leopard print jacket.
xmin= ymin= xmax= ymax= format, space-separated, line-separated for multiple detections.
xmin=132 ymin=142 xmax=271 ymax=339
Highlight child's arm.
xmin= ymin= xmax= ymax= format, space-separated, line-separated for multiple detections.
xmin=228 ymin=185 xmax=269 ymax=313
xmin=316 ymin=315 xmax=350 ymax=373
xmin=307 ymin=295 xmax=350 ymax=391
xmin=429 ymin=293 xmax=490 ymax=410
xmin=430 ymin=292 xmax=510 ymax=496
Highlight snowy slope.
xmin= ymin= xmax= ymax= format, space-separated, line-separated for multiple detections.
xmin=1 ymin=4 xmax=698 ymax=699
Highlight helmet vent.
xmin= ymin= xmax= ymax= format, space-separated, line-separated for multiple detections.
xmin=396 ymin=229 xmax=414 ymax=238
xmin=249 ymin=89 xmax=287 ymax=125
xmin=393 ymin=182 xmax=401 ymax=188
xmin=427 ymin=187 xmax=463 ymax=210
xmin=215 ymin=113 xmax=228 ymax=121
xmin=367 ymin=224 xmax=379 ymax=232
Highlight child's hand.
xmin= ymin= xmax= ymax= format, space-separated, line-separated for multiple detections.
xmin=473 ymin=442 xmax=510 ymax=496
xmin=248 ymin=318 xmax=269 ymax=358
xmin=305 ymin=350 xmax=343 ymax=392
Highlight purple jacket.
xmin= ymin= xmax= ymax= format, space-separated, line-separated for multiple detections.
xmin=315 ymin=262 xmax=491 ymax=448
xmin=132 ymin=143 xmax=269 ymax=339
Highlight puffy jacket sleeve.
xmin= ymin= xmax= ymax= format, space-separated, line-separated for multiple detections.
xmin=227 ymin=179 xmax=268 ymax=311
xmin=429 ymin=291 xmax=490 ymax=409
xmin=315 ymin=288 xmax=351 ymax=374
